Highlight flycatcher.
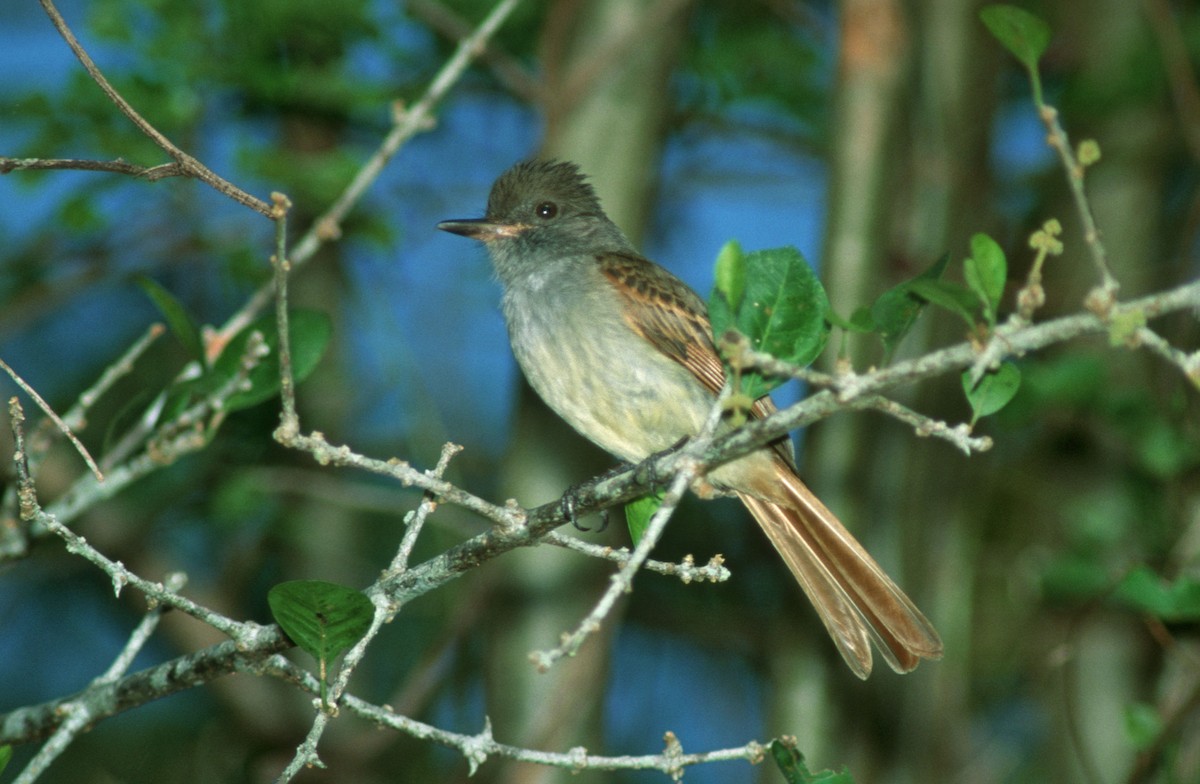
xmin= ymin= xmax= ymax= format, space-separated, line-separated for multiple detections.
xmin=438 ymin=159 xmax=942 ymax=678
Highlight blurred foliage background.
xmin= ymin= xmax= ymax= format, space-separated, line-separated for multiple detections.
xmin=1 ymin=0 xmax=1199 ymax=782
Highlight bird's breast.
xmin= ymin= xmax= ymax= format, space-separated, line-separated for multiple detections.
xmin=501 ymin=281 xmax=714 ymax=463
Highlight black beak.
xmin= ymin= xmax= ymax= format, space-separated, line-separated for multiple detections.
xmin=437 ymin=218 xmax=526 ymax=242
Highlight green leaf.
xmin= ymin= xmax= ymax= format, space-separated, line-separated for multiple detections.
xmin=826 ymin=305 xmax=874 ymax=333
xmin=0 ymin=745 xmax=11 ymax=775
xmin=979 ymin=4 xmax=1051 ymax=70
xmin=770 ymin=739 xmax=855 ymax=784
xmin=210 ymin=309 xmax=332 ymax=412
xmin=1111 ymin=566 xmax=1200 ymax=621
xmin=268 ymin=580 xmax=374 ymax=704
xmin=963 ymin=233 xmax=1007 ymax=324
xmin=870 ymin=253 xmax=951 ymax=353
xmin=135 ymin=275 xmax=206 ymax=367
xmin=625 ymin=492 xmax=665 ymax=546
xmin=713 ymin=239 xmax=746 ymax=311
xmin=1123 ymin=702 xmax=1162 ymax=751
xmin=708 ymin=245 xmax=830 ymax=400
xmin=905 ymin=279 xmax=979 ymax=328
xmin=963 ymin=361 xmax=1021 ymax=423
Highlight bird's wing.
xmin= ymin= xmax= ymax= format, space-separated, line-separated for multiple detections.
xmin=598 ymin=252 xmax=728 ymax=396
xmin=597 ymin=251 xmax=782 ymax=433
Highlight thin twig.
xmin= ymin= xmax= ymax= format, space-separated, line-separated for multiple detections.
xmin=407 ymin=0 xmax=541 ymax=101
xmin=61 ymin=323 xmax=166 ymax=431
xmin=37 ymin=0 xmax=272 ymax=216
xmin=269 ymin=193 xmax=299 ymax=433
xmin=851 ymin=395 xmax=993 ymax=456
xmin=38 ymin=509 xmax=260 ymax=643
xmin=9 ymin=399 xmax=38 ymax=522
xmin=1038 ymin=103 xmax=1118 ymax=299
xmin=262 ymin=656 xmax=769 ymax=777
xmin=0 ymin=357 xmax=103 ymax=482
xmin=1131 ymin=326 xmax=1200 ymax=385
xmin=544 ymin=532 xmax=731 ymax=583
xmin=387 ymin=442 xmax=464 ymax=577
xmin=0 ymin=157 xmax=187 ymax=180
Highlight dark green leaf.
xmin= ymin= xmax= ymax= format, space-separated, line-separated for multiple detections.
xmin=905 ymin=279 xmax=979 ymax=327
xmin=708 ymin=245 xmax=830 ymax=400
xmin=963 ymin=362 xmax=1021 ymax=423
xmin=135 ymin=275 xmax=206 ymax=367
xmin=1112 ymin=566 xmax=1200 ymax=621
xmin=713 ymin=239 xmax=746 ymax=311
xmin=964 ymin=233 xmax=1007 ymax=324
xmin=625 ymin=492 xmax=665 ymax=546
xmin=771 ymin=739 xmax=805 ymax=784
xmin=870 ymin=253 xmax=951 ymax=353
xmin=770 ymin=739 xmax=855 ymax=784
xmin=211 ymin=309 xmax=332 ymax=412
xmin=268 ymin=580 xmax=374 ymax=663
xmin=980 ymin=4 xmax=1051 ymax=70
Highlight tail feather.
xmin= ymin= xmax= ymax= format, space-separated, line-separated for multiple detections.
xmin=737 ymin=468 xmax=942 ymax=678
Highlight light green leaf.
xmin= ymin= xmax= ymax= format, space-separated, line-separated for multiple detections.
xmin=709 ymin=245 xmax=829 ymax=400
xmin=625 ymin=492 xmax=665 ymax=546
xmin=980 ymin=4 xmax=1051 ymax=70
xmin=713 ymin=239 xmax=746 ymax=311
xmin=963 ymin=361 xmax=1021 ymax=423
xmin=964 ymin=233 xmax=1007 ymax=324
xmin=0 ymin=745 xmax=11 ymax=776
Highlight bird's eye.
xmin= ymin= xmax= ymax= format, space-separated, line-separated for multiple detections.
xmin=535 ymin=201 xmax=558 ymax=219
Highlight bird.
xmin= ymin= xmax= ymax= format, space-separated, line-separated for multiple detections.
xmin=438 ymin=159 xmax=942 ymax=678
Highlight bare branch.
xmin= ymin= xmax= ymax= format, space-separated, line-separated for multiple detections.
xmin=0 ymin=358 xmax=103 ymax=482
xmin=408 ymin=0 xmax=541 ymax=101
xmin=0 ymin=157 xmax=187 ymax=180
xmin=37 ymin=0 xmax=273 ymax=216
xmin=850 ymin=395 xmax=992 ymax=456
xmin=544 ymin=532 xmax=731 ymax=583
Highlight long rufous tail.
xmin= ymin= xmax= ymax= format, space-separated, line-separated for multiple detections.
xmin=738 ymin=468 xmax=942 ymax=679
